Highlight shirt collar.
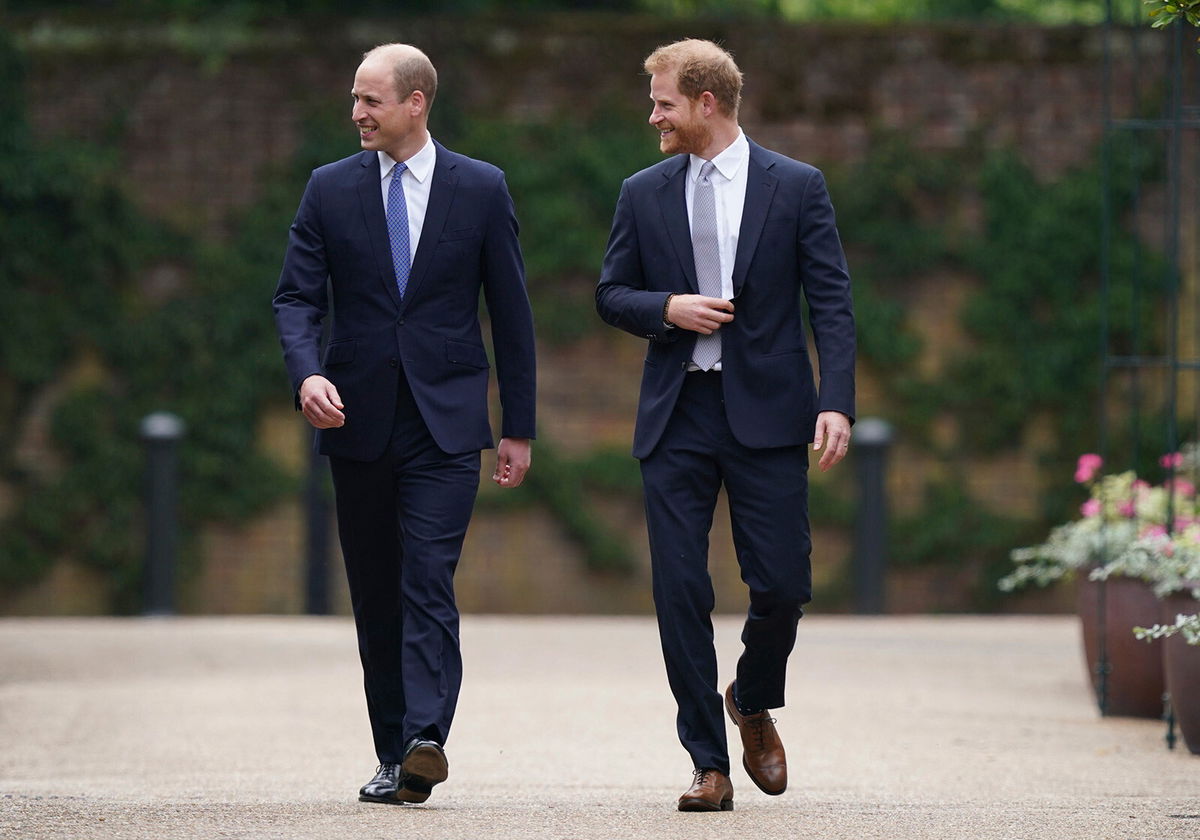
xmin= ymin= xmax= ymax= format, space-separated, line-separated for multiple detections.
xmin=689 ymin=129 xmax=748 ymax=183
xmin=378 ymin=132 xmax=436 ymax=183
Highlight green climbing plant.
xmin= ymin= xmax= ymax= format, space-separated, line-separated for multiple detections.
xmin=0 ymin=33 xmax=294 ymax=608
xmin=1144 ymin=0 xmax=1200 ymax=51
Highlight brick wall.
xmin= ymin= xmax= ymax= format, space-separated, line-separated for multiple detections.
xmin=7 ymin=15 xmax=1177 ymax=614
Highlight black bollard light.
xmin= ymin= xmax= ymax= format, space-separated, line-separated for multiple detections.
xmin=140 ymin=412 xmax=185 ymax=615
xmin=305 ymin=439 xmax=331 ymax=615
xmin=852 ymin=417 xmax=894 ymax=614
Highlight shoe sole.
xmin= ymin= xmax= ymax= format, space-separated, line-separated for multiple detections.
xmin=678 ymin=797 xmax=734 ymax=812
xmin=393 ymin=784 xmax=432 ymax=804
xmin=358 ymin=793 xmax=409 ymax=806
xmin=402 ymin=744 xmax=449 ymax=786
xmin=725 ymin=687 xmax=787 ymax=796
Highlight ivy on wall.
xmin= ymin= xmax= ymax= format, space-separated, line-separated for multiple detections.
xmin=0 ymin=34 xmax=293 ymax=609
xmin=817 ymin=130 xmax=1169 ymax=606
xmin=442 ymin=107 xmax=662 ymax=344
xmin=0 ymin=19 xmax=1175 ymax=610
xmin=476 ymin=442 xmax=644 ymax=574
xmin=830 ymin=130 xmax=1164 ymax=459
xmin=944 ymin=139 xmax=1166 ymax=458
xmin=3 ymin=0 xmax=1125 ymax=24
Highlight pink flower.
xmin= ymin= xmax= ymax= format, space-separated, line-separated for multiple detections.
xmin=1118 ymin=500 xmax=1136 ymax=518
xmin=1080 ymin=499 xmax=1101 ymax=518
xmin=1075 ymin=453 xmax=1103 ymax=483
xmin=1160 ymin=452 xmax=1184 ymax=469
xmin=1141 ymin=524 xmax=1168 ymax=538
xmin=1169 ymin=479 xmax=1196 ymax=498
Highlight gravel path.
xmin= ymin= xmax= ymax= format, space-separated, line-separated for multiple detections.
xmin=1 ymin=615 xmax=1195 ymax=839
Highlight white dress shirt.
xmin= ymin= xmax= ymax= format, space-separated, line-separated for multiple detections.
xmin=378 ymin=133 xmax=436 ymax=265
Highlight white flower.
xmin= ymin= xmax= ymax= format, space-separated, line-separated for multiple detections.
xmin=1134 ymin=613 xmax=1200 ymax=646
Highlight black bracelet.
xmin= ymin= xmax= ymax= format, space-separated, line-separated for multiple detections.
xmin=662 ymin=294 xmax=675 ymax=326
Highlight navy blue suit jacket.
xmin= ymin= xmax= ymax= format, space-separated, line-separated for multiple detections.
xmin=596 ymin=139 xmax=855 ymax=459
xmin=273 ymin=142 xmax=536 ymax=461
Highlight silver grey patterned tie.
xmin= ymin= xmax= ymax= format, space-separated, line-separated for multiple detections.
xmin=690 ymin=160 xmax=722 ymax=371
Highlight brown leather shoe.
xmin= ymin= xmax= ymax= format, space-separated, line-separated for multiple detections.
xmin=678 ymin=768 xmax=734 ymax=811
xmin=725 ymin=681 xmax=787 ymax=795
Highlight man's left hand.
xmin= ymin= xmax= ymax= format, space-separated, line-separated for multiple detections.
xmin=493 ymin=437 xmax=532 ymax=487
xmin=812 ymin=411 xmax=852 ymax=473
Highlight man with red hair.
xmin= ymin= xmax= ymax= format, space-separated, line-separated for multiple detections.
xmin=597 ymin=38 xmax=856 ymax=812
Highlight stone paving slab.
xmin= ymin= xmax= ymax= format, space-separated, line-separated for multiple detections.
xmin=0 ymin=615 xmax=1196 ymax=839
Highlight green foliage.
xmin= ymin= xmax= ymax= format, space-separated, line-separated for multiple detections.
xmin=944 ymin=138 xmax=1163 ymax=452
xmin=891 ymin=479 xmax=1030 ymax=609
xmin=444 ymin=109 xmax=662 ymax=344
xmin=826 ymin=135 xmax=965 ymax=447
xmin=524 ymin=443 xmax=637 ymax=574
xmin=570 ymin=446 xmax=645 ymax=494
xmin=0 ymin=14 xmax=1175 ymax=608
xmin=1145 ymin=1 xmax=1200 ymax=33
xmin=4 ymin=0 xmax=636 ymax=15
xmin=834 ymin=129 xmax=1164 ymax=456
xmin=2 ymin=0 xmax=1116 ymax=23
xmin=824 ymin=130 xmax=1170 ymax=602
xmin=1144 ymin=0 xmax=1200 ymax=52
xmin=636 ymin=0 xmax=1114 ymax=23
xmin=0 ymin=32 xmax=293 ymax=606
xmin=476 ymin=442 xmax=641 ymax=573
xmin=829 ymin=134 xmax=957 ymax=389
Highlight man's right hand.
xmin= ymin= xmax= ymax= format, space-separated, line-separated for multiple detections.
xmin=299 ymin=374 xmax=345 ymax=429
xmin=667 ymin=294 xmax=734 ymax=335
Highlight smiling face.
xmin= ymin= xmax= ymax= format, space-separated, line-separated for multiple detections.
xmin=648 ymin=70 xmax=712 ymax=157
xmin=351 ymin=56 xmax=424 ymax=161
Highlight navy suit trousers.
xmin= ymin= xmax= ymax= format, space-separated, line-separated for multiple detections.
xmin=328 ymin=366 xmax=480 ymax=762
xmin=640 ymin=371 xmax=811 ymax=775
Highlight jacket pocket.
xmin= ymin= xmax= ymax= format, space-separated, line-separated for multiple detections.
xmin=445 ymin=339 xmax=489 ymax=369
xmin=323 ymin=339 xmax=356 ymax=367
xmin=762 ymin=346 xmax=805 ymax=359
xmin=440 ymin=226 xmax=480 ymax=242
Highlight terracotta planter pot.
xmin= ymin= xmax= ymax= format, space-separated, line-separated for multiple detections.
xmin=1077 ymin=577 xmax=1165 ymax=718
xmin=1160 ymin=591 xmax=1200 ymax=754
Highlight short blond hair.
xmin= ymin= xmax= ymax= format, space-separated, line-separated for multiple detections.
xmin=362 ymin=43 xmax=438 ymax=108
xmin=644 ymin=39 xmax=742 ymax=117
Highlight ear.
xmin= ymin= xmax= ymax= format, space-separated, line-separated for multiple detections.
xmin=699 ymin=91 xmax=717 ymax=117
xmin=408 ymin=89 xmax=427 ymax=117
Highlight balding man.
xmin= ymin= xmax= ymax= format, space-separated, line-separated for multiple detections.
xmin=273 ymin=44 xmax=536 ymax=805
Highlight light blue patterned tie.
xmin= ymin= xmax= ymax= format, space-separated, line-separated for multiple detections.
xmin=691 ymin=160 xmax=722 ymax=371
xmin=386 ymin=161 xmax=411 ymax=298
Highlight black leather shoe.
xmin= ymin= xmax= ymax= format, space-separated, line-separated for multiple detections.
xmin=399 ymin=738 xmax=448 ymax=802
xmin=358 ymin=763 xmax=402 ymax=803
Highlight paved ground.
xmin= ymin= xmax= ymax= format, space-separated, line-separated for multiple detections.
xmin=0 ymin=615 xmax=1196 ymax=839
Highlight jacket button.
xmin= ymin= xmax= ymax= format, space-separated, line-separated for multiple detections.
xmin=389 ymin=358 xmax=398 ymax=368
xmin=398 ymin=318 xmax=405 ymax=326
xmin=680 ymin=362 xmax=687 ymax=371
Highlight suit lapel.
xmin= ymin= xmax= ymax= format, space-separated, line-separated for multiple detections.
xmin=732 ymin=141 xmax=778 ymax=297
xmin=401 ymin=142 xmax=457 ymax=313
xmin=656 ymin=156 xmax=698 ymax=293
xmin=356 ymin=151 xmax=403 ymax=309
